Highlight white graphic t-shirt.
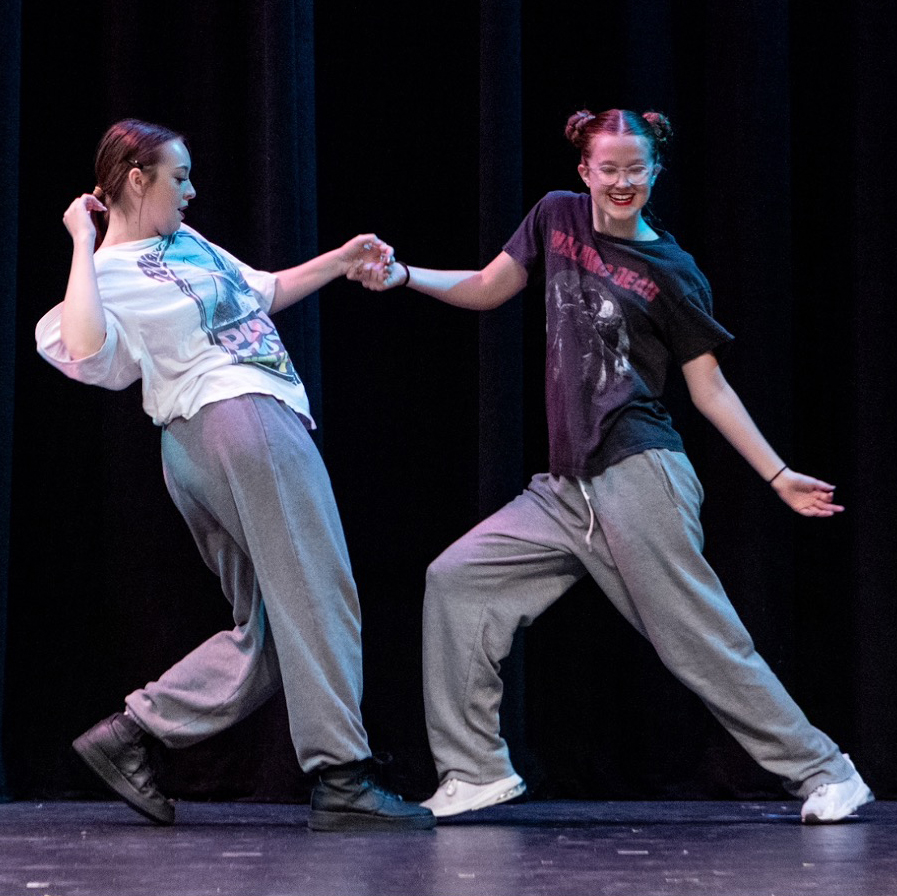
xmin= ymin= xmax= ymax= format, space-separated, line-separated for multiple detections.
xmin=36 ymin=225 xmax=314 ymax=428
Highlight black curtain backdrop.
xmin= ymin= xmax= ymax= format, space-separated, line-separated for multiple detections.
xmin=2 ymin=0 xmax=896 ymax=804
xmin=0 ymin=0 xmax=23 ymax=803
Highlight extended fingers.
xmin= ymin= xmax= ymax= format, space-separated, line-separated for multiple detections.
xmin=802 ymin=506 xmax=842 ymax=517
xmin=799 ymin=494 xmax=845 ymax=516
xmin=820 ymin=499 xmax=845 ymax=513
xmin=812 ymin=485 xmax=843 ymax=508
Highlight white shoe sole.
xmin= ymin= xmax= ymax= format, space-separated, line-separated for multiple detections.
xmin=802 ymin=784 xmax=874 ymax=823
xmin=422 ymin=775 xmax=527 ymax=818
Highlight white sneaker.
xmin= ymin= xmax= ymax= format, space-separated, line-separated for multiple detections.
xmin=421 ymin=773 xmax=526 ymax=817
xmin=801 ymin=754 xmax=874 ymax=823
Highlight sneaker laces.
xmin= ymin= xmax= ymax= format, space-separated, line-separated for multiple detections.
xmin=113 ymin=716 xmax=163 ymax=795
xmin=123 ymin=740 xmax=165 ymax=798
xmin=364 ymin=753 xmax=404 ymax=800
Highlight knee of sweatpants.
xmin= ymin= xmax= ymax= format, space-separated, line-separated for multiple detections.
xmin=424 ymin=546 xmax=483 ymax=626
xmin=425 ymin=543 xmax=469 ymax=593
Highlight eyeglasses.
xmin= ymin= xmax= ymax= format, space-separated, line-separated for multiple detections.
xmin=585 ymin=164 xmax=656 ymax=186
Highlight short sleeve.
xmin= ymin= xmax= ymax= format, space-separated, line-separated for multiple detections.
xmin=199 ymin=237 xmax=278 ymax=313
xmin=35 ymin=304 xmax=142 ymax=391
xmin=662 ymin=287 xmax=734 ymax=364
xmin=177 ymin=225 xmax=278 ymax=313
xmin=503 ymin=197 xmax=546 ymax=273
xmin=248 ymin=268 xmax=277 ymax=314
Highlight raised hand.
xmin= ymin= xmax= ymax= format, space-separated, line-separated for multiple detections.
xmin=63 ymin=193 xmax=107 ymax=245
xmin=771 ymin=468 xmax=845 ymax=517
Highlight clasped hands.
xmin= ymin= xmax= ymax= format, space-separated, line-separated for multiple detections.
xmin=343 ymin=234 xmax=406 ymax=291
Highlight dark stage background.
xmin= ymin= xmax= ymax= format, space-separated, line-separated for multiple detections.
xmin=2 ymin=0 xmax=896 ymax=805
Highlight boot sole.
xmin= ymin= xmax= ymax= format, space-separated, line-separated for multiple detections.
xmin=308 ymin=809 xmax=436 ymax=832
xmin=73 ymin=735 xmax=175 ymax=826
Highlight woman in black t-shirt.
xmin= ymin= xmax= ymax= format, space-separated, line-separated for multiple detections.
xmin=357 ymin=108 xmax=872 ymax=824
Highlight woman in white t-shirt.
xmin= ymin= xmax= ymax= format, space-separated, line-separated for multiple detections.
xmin=37 ymin=118 xmax=433 ymax=833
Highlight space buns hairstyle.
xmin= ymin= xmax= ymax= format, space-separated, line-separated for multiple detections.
xmin=564 ymin=108 xmax=672 ymax=165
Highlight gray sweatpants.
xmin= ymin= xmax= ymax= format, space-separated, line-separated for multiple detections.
xmin=423 ymin=448 xmax=850 ymax=798
xmin=125 ymin=395 xmax=370 ymax=773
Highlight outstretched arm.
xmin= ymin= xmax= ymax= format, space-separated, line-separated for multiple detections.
xmin=682 ymin=352 xmax=844 ymax=517
xmin=60 ymin=194 xmax=108 ymax=360
xmin=350 ymin=250 xmax=528 ymax=311
xmin=270 ymin=234 xmax=394 ymax=313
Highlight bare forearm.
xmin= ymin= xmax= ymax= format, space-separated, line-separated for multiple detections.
xmin=405 ymin=252 xmax=527 ymax=310
xmin=683 ymin=353 xmax=843 ymax=516
xmin=60 ymin=236 xmax=106 ymax=360
xmin=693 ymin=380 xmax=785 ymax=481
xmin=271 ymin=247 xmax=347 ymax=313
xmin=683 ymin=355 xmax=784 ymax=480
xmin=353 ymin=247 xmax=527 ymax=308
xmin=404 ymin=267 xmax=508 ymax=309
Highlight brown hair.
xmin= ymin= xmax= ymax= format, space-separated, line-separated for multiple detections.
xmin=91 ymin=119 xmax=184 ymax=248
xmin=564 ymin=108 xmax=673 ymax=165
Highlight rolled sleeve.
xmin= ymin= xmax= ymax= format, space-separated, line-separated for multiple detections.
xmin=35 ymin=304 xmax=141 ymax=391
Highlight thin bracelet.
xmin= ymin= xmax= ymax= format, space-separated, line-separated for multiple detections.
xmin=767 ymin=464 xmax=788 ymax=485
xmin=396 ymin=261 xmax=411 ymax=287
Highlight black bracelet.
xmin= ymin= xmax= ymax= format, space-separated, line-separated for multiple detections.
xmin=396 ymin=261 xmax=411 ymax=287
xmin=767 ymin=464 xmax=788 ymax=485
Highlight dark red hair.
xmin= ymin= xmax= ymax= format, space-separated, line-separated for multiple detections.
xmin=565 ymin=108 xmax=672 ymax=165
xmin=91 ymin=119 xmax=184 ymax=247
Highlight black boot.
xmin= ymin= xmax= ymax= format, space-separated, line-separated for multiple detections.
xmin=73 ymin=712 xmax=175 ymax=825
xmin=309 ymin=758 xmax=436 ymax=832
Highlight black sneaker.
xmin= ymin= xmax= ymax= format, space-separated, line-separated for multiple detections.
xmin=73 ymin=712 xmax=175 ymax=825
xmin=309 ymin=758 xmax=436 ymax=832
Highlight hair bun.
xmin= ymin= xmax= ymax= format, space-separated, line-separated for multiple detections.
xmin=564 ymin=109 xmax=596 ymax=149
xmin=642 ymin=111 xmax=673 ymax=143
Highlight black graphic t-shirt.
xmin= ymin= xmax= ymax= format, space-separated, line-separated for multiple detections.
xmin=504 ymin=191 xmax=733 ymax=478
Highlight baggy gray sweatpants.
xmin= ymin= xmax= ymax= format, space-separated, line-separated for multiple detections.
xmin=423 ymin=448 xmax=850 ymax=798
xmin=125 ymin=395 xmax=370 ymax=773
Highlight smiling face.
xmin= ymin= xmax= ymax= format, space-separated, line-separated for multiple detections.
xmin=133 ymin=138 xmax=196 ymax=238
xmin=578 ymin=133 xmax=659 ymax=240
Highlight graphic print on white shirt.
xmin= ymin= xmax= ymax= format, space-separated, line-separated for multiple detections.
xmin=137 ymin=231 xmax=299 ymax=384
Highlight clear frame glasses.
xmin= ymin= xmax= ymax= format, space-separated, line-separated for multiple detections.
xmin=585 ymin=164 xmax=656 ymax=186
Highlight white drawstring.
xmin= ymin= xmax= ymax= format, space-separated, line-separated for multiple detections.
xmin=577 ymin=478 xmax=595 ymax=551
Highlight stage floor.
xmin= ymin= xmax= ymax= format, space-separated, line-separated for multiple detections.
xmin=0 ymin=799 xmax=892 ymax=895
